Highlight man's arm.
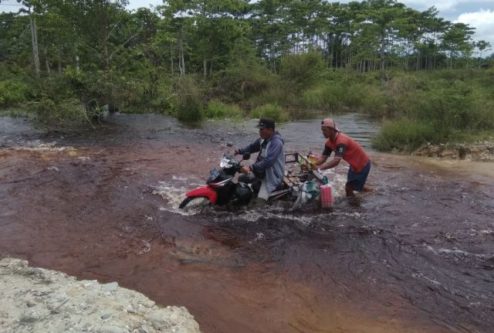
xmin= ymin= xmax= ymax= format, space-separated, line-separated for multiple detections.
xmin=319 ymin=156 xmax=342 ymax=170
xmin=237 ymin=138 xmax=261 ymax=155
xmin=318 ymin=144 xmax=345 ymax=170
xmin=314 ymin=145 xmax=331 ymax=166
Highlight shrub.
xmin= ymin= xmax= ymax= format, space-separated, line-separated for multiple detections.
xmin=173 ymin=76 xmax=204 ymax=123
xmin=205 ymin=99 xmax=243 ymax=119
xmin=280 ymin=51 xmax=326 ymax=90
xmin=218 ymin=42 xmax=276 ymax=103
xmin=0 ymin=80 xmax=29 ymax=107
xmin=372 ymin=118 xmax=439 ymax=152
xmin=412 ymin=81 xmax=475 ymax=131
xmin=301 ymin=80 xmax=388 ymax=115
xmin=358 ymin=84 xmax=389 ymax=117
xmin=302 ymin=83 xmax=346 ymax=112
xmin=246 ymin=83 xmax=288 ymax=108
xmin=32 ymin=97 xmax=91 ymax=128
xmin=250 ymin=103 xmax=288 ymax=122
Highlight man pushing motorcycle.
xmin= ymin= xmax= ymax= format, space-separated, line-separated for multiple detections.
xmin=235 ymin=118 xmax=285 ymax=202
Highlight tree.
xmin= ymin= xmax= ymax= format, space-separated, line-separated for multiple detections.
xmin=476 ymin=40 xmax=491 ymax=59
xmin=441 ymin=22 xmax=475 ymax=68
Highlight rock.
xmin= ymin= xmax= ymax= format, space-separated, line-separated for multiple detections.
xmin=0 ymin=258 xmax=201 ymax=333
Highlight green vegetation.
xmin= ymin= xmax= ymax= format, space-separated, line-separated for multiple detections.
xmin=0 ymin=0 xmax=493 ymax=152
xmin=250 ymin=104 xmax=288 ymax=123
xmin=205 ymin=100 xmax=243 ymax=119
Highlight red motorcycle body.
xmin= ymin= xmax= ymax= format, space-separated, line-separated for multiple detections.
xmin=185 ymin=186 xmax=218 ymax=204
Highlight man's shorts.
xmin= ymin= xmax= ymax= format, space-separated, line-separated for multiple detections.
xmin=347 ymin=160 xmax=371 ymax=191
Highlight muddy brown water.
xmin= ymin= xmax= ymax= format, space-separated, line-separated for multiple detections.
xmin=1 ymin=114 xmax=493 ymax=333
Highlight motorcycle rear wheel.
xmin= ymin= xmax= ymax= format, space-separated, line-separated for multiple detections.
xmin=179 ymin=196 xmax=211 ymax=210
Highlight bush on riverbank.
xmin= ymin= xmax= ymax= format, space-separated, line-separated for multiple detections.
xmin=373 ymin=69 xmax=494 ymax=151
xmin=173 ymin=76 xmax=204 ymax=123
xmin=205 ymin=99 xmax=243 ymax=119
xmin=1 ymin=57 xmax=493 ymax=147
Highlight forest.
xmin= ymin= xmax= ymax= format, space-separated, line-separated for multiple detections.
xmin=1 ymin=0 xmax=493 ymax=151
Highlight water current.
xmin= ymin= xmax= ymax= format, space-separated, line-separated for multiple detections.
xmin=1 ymin=114 xmax=493 ymax=333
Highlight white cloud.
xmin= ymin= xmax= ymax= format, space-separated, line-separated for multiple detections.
xmin=126 ymin=0 xmax=162 ymax=11
xmin=456 ymin=9 xmax=494 ymax=49
xmin=405 ymin=0 xmax=494 ymax=11
xmin=404 ymin=0 xmax=459 ymax=11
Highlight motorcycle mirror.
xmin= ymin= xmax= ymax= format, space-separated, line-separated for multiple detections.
xmin=242 ymin=153 xmax=251 ymax=160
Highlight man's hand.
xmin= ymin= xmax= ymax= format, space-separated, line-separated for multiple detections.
xmin=240 ymin=165 xmax=251 ymax=174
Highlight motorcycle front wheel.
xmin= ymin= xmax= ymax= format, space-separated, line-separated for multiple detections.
xmin=179 ymin=196 xmax=211 ymax=210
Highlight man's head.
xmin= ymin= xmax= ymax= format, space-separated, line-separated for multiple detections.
xmin=257 ymin=118 xmax=275 ymax=139
xmin=321 ymin=118 xmax=338 ymax=139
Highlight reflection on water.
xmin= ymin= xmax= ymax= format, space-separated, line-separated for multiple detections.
xmin=1 ymin=114 xmax=493 ymax=333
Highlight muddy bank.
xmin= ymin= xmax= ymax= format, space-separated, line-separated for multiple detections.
xmin=0 ymin=258 xmax=200 ymax=333
xmin=413 ymin=141 xmax=494 ymax=161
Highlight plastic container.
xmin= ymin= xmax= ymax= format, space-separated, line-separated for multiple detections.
xmin=320 ymin=184 xmax=333 ymax=208
xmin=307 ymin=153 xmax=320 ymax=170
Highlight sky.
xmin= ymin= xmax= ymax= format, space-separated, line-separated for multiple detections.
xmin=1 ymin=0 xmax=493 ymax=53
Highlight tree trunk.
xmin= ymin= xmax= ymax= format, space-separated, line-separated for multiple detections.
xmin=178 ymin=31 xmax=185 ymax=76
xmin=379 ymin=33 xmax=386 ymax=72
xmin=170 ymin=48 xmax=174 ymax=75
xmin=44 ymin=48 xmax=51 ymax=75
xmin=58 ymin=48 xmax=62 ymax=74
xmin=30 ymin=15 xmax=40 ymax=78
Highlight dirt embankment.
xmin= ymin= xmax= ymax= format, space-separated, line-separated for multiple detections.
xmin=0 ymin=258 xmax=201 ymax=333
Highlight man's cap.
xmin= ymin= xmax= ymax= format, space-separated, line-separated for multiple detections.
xmin=257 ymin=118 xmax=275 ymax=129
xmin=321 ymin=118 xmax=339 ymax=131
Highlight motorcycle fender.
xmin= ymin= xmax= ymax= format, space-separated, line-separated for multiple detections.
xmin=186 ymin=186 xmax=218 ymax=204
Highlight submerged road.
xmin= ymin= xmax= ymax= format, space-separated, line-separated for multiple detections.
xmin=1 ymin=114 xmax=493 ymax=333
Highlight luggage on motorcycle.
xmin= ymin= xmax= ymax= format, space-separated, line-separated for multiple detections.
xmin=292 ymin=180 xmax=319 ymax=209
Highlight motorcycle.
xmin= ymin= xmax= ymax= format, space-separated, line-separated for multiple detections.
xmin=178 ymin=152 xmax=325 ymax=210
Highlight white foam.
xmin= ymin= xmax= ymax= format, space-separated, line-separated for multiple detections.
xmin=11 ymin=141 xmax=74 ymax=152
xmin=426 ymin=245 xmax=489 ymax=259
xmin=152 ymin=178 xmax=205 ymax=216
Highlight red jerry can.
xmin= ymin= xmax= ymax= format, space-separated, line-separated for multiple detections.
xmin=320 ymin=184 xmax=333 ymax=208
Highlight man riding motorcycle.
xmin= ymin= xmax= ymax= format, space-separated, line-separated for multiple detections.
xmin=235 ymin=118 xmax=285 ymax=202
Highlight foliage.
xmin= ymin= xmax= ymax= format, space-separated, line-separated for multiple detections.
xmin=172 ymin=76 xmax=204 ymax=124
xmin=0 ymin=0 xmax=492 ymax=149
xmin=250 ymin=103 xmax=288 ymax=123
xmin=279 ymin=51 xmax=326 ymax=91
xmin=215 ymin=40 xmax=276 ymax=103
xmin=373 ymin=70 xmax=494 ymax=150
xmin=0 ymin=80 xmax=30 ymax=107
xmin=301 ymin=73 xmax=388 ymax=115
xmin=372 ymin=119 xmax=439 ymax=152
xmin=31 ymin=97 xmax=91 ymax=128
xmin=205 ymin=99 xmax=243 ymax=119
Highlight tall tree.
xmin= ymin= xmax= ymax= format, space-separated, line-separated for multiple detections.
xmin=441 ymin=22 xmax=474 ymax=68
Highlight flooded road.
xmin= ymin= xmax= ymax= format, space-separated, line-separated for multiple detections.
xmin=1 ymin=114 xmax=493 ymax=333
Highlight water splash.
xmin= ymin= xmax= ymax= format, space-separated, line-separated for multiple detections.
xmin=152 ymin=176 xmax=204 ymax=215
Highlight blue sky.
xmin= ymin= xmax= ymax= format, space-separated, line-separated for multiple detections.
xmin=1 ymin=0 xmax=493 ymax=53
